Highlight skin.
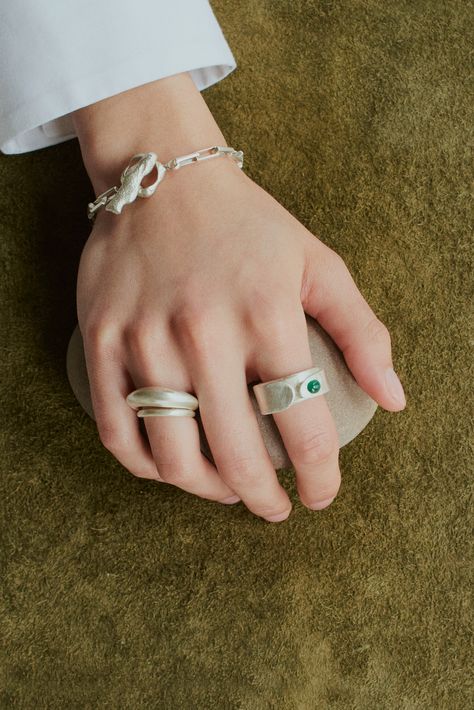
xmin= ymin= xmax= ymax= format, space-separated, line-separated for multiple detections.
xmin=72 ymin=72 xmax=406 ymax=523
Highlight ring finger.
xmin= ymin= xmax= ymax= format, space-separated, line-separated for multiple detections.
xmin=125 ymin=326 xmax=242 ymax=504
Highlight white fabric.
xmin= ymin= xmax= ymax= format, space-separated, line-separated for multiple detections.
xmin=0 ymin=0 xmax=236 ymax=154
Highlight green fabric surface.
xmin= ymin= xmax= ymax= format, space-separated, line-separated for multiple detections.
xmin=1 ymin=0 xmax=472 ymax=707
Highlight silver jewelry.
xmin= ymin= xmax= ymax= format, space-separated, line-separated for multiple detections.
xmin=137 ymin=407 xmax=196 ymax=419
xmin=87 ymin=145 xmax=244 ymax=221
xmin=126 ymin=386 xmax=199 ymax=412
xmin=253 ymin=367 xmax=329 ymax=415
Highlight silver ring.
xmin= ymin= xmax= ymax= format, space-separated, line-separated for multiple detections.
xmin=126 ymin=386 xmax=199 ymax=411
xmin=137 ymin=407 xmax=196 ymax=418
xmin=252 ymin=367 xmax=329 ymax=415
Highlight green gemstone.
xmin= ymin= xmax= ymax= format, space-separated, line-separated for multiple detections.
xmin=307 ymin=379 xmax=321 ymax=394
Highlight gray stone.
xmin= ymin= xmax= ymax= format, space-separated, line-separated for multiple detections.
xmin=66 ymin=315 xmax=377 ymax=469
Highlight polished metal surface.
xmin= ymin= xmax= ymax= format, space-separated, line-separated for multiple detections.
xmin=126 ymin=386 xmax=199 ymax=411
xmin=137 ymin=407 xmax=196 ymax=418
xmin=253 ymin=367 xmax=329 ymax=415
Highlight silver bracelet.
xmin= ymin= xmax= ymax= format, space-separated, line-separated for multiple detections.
xmin=87 ymin=145 xmax=244 ymax=221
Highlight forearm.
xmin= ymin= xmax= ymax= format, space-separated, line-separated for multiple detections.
xmin=71 ymin=72 xmax=228 ymax=195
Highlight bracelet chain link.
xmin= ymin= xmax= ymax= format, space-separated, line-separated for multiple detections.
xmin=87 ymin=145 xmax=244 ymax=221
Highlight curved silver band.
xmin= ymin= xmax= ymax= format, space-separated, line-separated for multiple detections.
xmin=126 ymin=386 xmax=199 ymax=412
xmin=252 ymin=366 xmax=329 ymax=415
xmin=137 ymin=407 xmax=196 ymax=418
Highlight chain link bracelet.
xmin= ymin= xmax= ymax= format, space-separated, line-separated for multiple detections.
xmin=87 ymin=145 xmax=244 ymax=221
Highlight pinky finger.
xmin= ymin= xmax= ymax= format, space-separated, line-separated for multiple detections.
xmin=83 ymin=338 xmax=161 ymax=481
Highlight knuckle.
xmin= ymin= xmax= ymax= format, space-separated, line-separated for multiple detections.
xmin=297 ymin=427 xmax=337 ymax=465
xmin=248 ymin=285 xmax=290 ymax=319
xmin=171 ymin=304 xmax=220 ymax=357
xmin=97 ymin=422 xmax=128 ymax=454
xmin=173 ymin=279 xmax=210 ymax=312
xmin=217 ymin=453 xmax=263 ymax=487
xmin=123 ymin=319 xmax=165 ymax=361
xmin=154 ymin=460 xmax=196 ymax=487
xmin=323 ymin=247 xmax=351 ymax=277
xmin=259 ymin=313 xmax=293 ymax=347
xmin=173 ymin=306 xmax=213 ymax=334
xmin=330 ymin=250 xmax=349 ymax=273
xmin=364 ymin=316 xmax=391 ymax=348
xmin=170 ymin=276 xmax=218 ymax=325
xmin=301 ymin=244 xmax=350 ymax=302
xmin=323 ymin=251 xmax=353 ymax=289
xmin=250 ymin=301 xmax=299 ymax=348
xmin=248 ymin=285 xmax=281 ymax=316
xmin=83 ymin=318 xmax=119 ymax=354
xmin=308 ymin=244 xmax=346 ymax=276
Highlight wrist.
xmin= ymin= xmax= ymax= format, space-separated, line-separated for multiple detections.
xmin=72 ymin=72 xmax=228 ymax=195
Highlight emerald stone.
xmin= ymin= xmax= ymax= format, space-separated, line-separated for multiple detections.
xmin=307 ymin=379 xmax=321 ymax=394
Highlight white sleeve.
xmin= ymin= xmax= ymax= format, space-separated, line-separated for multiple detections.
xmin=0 ymin=0 xmax=236 ymax=155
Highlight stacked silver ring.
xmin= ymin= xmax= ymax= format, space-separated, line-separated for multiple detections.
xmin=126 ymin=387 xmax=199 ymax=418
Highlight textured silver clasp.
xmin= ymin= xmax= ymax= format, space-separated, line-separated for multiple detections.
xmin=106 ymin=152 xmax=166 ymax=215
xmin=87 ymin=152 xmax=166 ymax=220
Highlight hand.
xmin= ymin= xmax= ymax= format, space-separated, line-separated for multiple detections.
xmin=73 ymin=74 xmax=406 ymax=522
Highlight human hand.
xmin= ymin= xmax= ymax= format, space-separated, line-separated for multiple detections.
xmin=73 ymin=74 xmax=406 ymax=522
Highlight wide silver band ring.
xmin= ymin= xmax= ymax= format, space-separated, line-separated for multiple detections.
xmin=126 ymin=386 xmax=199 ymax=411
xmin=252 ymin=366 xmax=329 ymax=415
xmin=137 ymin=407 xmax=196 ymax=418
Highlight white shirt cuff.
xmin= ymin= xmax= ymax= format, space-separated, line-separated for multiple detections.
xmin=0 ymin=0 xmax=236 ymax=155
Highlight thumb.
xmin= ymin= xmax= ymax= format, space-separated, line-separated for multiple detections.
xmin=300 ymin=242 xmax=406 ymax=412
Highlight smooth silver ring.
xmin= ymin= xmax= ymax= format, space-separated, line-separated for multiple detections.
xmin=253 ymin=366 xmax=329 ymax=415
xmin=137 ymin=407 xmax=196 ymax=418
xmin=126 ymin=386 xmax=199 ymax=411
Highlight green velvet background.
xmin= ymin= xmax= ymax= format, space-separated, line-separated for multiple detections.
xmin=1 ymin=1 xmax=472 ymax=707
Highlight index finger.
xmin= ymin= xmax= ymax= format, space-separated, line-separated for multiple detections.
xmin=252 ymin=305 xmax=341 ymax=510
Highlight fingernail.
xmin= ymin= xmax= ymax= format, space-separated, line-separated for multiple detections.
xmin=385 ymin=367 xmax=406 ymax=406
xmin=265 ymin=509 xmax=291 ymax=522
xmin=308 ymin=497 xmax=335 ymax=510
xmin=220 ymin=495 xmax=241 ymax=504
